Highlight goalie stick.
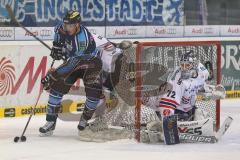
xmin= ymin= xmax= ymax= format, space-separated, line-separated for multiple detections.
xmin=186 ymin=116 xmax=233 ymax=143
xmin=215 ymin=116 xmax=233 ymax=140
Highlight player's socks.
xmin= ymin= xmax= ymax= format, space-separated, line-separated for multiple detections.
xmin=78 ymin=98 xmax=99 ymax=131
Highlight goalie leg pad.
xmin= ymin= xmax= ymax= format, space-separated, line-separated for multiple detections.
xmin=147 ymin=121 xmax=164 ymax=143
xmin=162 ymin=115 xmax=180 ymax=145
xmin=194 ymin=107 xmax=210 ymax=121
xmin=178 ymin=118 xmax=214 ymax=136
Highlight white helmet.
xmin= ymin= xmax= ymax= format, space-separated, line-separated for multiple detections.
xmin=179 ymin=51 xmax=198 ymax=79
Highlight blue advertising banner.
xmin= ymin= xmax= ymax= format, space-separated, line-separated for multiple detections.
xmin=0 ymin=0 xmax=184 ymax=27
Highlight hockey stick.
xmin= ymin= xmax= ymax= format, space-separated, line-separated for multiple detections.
xmin=13 ymin=61 xmax=55 ymax=143
xmin=5 ymin=5 xmax=57 ymax=143
xmin=13 ymin=89 xmax=43 ymax=142
xmin=5 ymin=4 xmax=51 ymax=51
xmin=215 ymin=116 xmax=233 ymax=140
xmin=181 ymin=116 xmax=233 ymax=143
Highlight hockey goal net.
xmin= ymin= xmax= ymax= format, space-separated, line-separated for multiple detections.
xmin=99 ymin=41 xmax=221 ymax=142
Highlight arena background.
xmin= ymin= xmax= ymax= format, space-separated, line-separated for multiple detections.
xmin=0 ymin=0 xmax=240 ymax=118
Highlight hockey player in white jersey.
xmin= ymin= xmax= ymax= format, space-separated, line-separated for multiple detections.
xmin=141 ymin=51 xmax=226 ymax=144
xmin=158 ymin=51 xmax=209 ymax=120
xmin=91 ymin=33 xmax=124 ymax=92
xmin=92 ymin=33 xmax=122 ymax=75
xmin=87 ymin=33 xmax=123 ymax=118
xmin=143 ymin=50 xmax=225 ymax=121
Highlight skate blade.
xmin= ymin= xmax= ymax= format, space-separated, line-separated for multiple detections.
xmin=39 ymin=131 xmax=54 ymax=137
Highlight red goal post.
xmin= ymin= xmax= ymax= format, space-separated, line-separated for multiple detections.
xmin=135 ymin=41 xmax=221 ymax=141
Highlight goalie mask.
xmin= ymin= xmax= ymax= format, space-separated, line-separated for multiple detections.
xmin=179 ymin=51 xmax=198 ymax=79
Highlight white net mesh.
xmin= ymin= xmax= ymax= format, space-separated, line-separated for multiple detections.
xmin=90 ymin=42 xmax=220 ymax=141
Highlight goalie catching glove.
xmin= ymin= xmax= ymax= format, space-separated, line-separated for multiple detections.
xmin=200 ymin=84 xmax=226 ymax=100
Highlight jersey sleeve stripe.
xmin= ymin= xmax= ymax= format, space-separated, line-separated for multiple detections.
xmin=83 ymin=28 xmax=89 ymax=49
xmin=161 ymin=98 xmax=179 ymax=105
xmin=159 ymin=101 xmax=177 ymax=109
xmin=159 ymin=104 xmax=176 ymax=110
xmin=104 ymin=42 xmax=114 ymax=50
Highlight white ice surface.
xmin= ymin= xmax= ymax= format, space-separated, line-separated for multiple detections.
xmin=0 ymin=99 xmax=240 ymax=160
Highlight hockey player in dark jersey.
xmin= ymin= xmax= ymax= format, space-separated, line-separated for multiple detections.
xmin=39 ymin=10 xmax=104 ymax=136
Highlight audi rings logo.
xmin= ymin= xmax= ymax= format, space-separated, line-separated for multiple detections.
xmin=0 ymin=29 xmax=13 ymax=37
xmin=167 ymin=28 xmax=177 ymax=34
xmin=204 ymin=28 xmax=214 ymax=34
xmin=127 ymin=28 xmax=137 ymax=35
xmin=39 ymin=29 xmax=52 ymax=37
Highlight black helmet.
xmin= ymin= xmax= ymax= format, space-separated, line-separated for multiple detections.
xmin=63 ymin=10 xmax=81 ymax=24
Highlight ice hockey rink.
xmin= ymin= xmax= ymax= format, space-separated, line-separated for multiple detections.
xmin=0 ymin=99 xmax=239 ymax=160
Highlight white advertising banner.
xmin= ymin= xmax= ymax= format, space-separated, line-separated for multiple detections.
xmin=184 ymin=25 xmax=220 ymax=37
xmin=0 ymin=42 xmax=84 ymax=108
xmin=88 ymin=26 xmax=105 ymax=37
xmin=220 ymin=25 xmax=240 ymax=36
xmin=14 ymin=27 xmax=54 ymax=40
xmin=146 ymin=26 xmax=184 ymax=37
xmin=0 ymin=27 xmax=14 ymax=40
xmin=2 ymin=25 xmax=240 ymax=40
xmin=106 ymin=26 xmax=146 ymax=38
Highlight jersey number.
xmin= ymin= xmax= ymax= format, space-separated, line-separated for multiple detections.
xmin=167 ymin=90 xmax=176 ymax=98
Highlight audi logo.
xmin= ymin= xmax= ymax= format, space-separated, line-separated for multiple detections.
xmin=0 ymin=29 xmax=13 ymax=37
xmin=204 ymin=28 xmax=214 ymax=34
xmin=39 ymin=29 xmax=52 ymax=37
xmin=127 ymin=28 xmax=137 ymax=35
xmin=167 ymin=28 xmax=177 ymax=34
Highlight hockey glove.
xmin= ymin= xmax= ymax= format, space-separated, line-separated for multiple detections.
xmin=50 ymin=41 xmax=68 ymax=61
xmin=41 ymin=69 xmax=58 ymax=90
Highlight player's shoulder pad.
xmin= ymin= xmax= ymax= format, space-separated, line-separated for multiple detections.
xmin=80 ymin=25 xmax=94 ymax=41
xmin=197 ymin=63 xmax=209 ymax=80
xmin=198 ymin=62 xmax=207 ymax=71
xmin=80 ymin=25 xmax=91 ymax=35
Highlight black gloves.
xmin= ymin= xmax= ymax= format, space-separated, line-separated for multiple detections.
xmin=50 ymin=41 xmax=68 ymax=61
xmin=41 ymin=70 xmax=58 ymax=90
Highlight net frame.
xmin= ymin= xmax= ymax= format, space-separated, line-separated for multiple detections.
xmin=135 ymin=41 xmax=221 ymax=142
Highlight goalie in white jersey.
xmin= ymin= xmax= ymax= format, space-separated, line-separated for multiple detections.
xmin=144 ymin=50 xmax=225 ymax=121
xmin=141 ymin=50 xmax=226 ymax=144
xmin=158 ymin=51 xmax=209 ymax=120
